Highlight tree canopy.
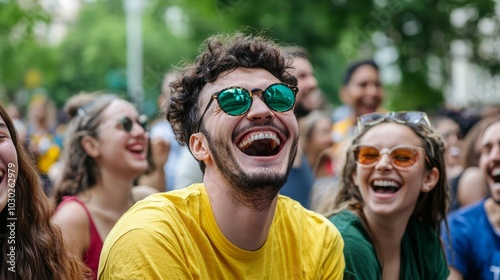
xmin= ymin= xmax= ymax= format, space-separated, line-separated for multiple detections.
xmin=1 ymin=0 xmax=499 ymax=113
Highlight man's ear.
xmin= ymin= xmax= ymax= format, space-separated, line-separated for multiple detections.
xmin=189 ymin=133 xmax=209 ymax=161
xmin=81 ymin=136 xmax=100 ymax=158
xmin=421 ymin=167 xmax=439 ymax=193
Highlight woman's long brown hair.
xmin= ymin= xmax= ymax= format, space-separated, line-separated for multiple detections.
xmin=0 ymin=102 xmax=89 ymax=279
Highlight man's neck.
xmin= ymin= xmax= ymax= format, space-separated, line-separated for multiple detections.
xmin=204 ymin=174 xmax=278 ymax=251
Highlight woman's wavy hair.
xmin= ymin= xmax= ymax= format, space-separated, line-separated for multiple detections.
xmin=51 ymin=94 xmax=118 ymax=206
xmin=166 ymin=32 xmax=297 ymax=173
xmin=329 ymin=119 xmax=449 ymax=234
xmin=0 ymin=103 xmax=88 ymax=279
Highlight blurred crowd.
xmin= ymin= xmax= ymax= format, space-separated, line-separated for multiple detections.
xmin=2 ymin=35 xmax=500 ymax=279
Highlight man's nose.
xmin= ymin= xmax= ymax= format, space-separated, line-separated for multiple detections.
xmin=246 ymin=96 xmax=274 ymax=123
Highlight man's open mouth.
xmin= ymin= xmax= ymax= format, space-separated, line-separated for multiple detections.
xmin=237 ymin=132 xmax=281 ymax=157
xmin=492 ymin=168 xmax=500 ymax=183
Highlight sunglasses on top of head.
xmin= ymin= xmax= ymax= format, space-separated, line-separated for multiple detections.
xmin=357 ymin=111 xmax=431 ymax=132
xmin=352 ymin=144 xmax=428 ymax=168
xmin=115 ymin=115 xmax=149 ymax=133
xmin=197 ymin=83 xmax=298 ymax=132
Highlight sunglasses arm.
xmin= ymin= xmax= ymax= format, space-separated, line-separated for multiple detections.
xmin=197 ymin=96 xmax=216 ymax=132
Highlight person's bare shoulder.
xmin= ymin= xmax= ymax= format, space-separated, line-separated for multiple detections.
xmin=53 ymin=201 xmax=89 ymax=229
xmin=52 ymin=200 xmax=91 ymax=255
xmin=458 ymin=167 xmax=487 ymax=207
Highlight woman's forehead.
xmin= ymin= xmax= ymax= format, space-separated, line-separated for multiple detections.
xmin=102 ymin=100 xmax=137 ymax=116
xmin=359 ymin=122 xmax=422 ymax=146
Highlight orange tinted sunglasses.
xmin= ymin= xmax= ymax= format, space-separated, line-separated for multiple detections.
xmin=352 ymin=145 xmax=425 ymax=168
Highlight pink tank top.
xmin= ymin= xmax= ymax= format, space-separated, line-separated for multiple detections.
xmin=58 ymin=196 xmax=103 ymax=280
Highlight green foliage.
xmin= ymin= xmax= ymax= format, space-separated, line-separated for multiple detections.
xmin=54 ymin=1 xmax=128 ymax=103
xmin=51 ymin=0 xmax=198 ymax=109
xmin=0 ymin=0 xmax=50 ymax=103
xmin=1 ymin=0 xmax=499 ymax=112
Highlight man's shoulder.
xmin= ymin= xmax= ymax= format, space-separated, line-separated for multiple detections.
xmin=119 ymin=184 xmax=206 ymax=226
xmin=446 ymin=199 xmax=488 ymax=236
xmin=275 ymin=196 xmax=345 ymax=276
xmin=448 ymin=199 xmax=486 ymax=223
xmin=278 ymin=196 xmax=335 ymax=223
xmin=277 ymin=195 xmax=326 ymax=220
xmin=276 ymin=197 xmax=343 ymax=243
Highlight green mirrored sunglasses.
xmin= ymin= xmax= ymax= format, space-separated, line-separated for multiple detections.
xmin=197 ymin=83 xmax=298 ymax=132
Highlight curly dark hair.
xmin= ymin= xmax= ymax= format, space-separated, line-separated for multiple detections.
xmin=0 ymin=103 xmax=89 ymax=279
xmin=166 ymin=32 xmax=297 ymax=148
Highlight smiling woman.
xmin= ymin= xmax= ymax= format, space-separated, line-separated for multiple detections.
xmin=50 ymin=93 xmax=153 ymax=279
xmin=0 ymin=102 xmax=88 ymax=279
xmin=324 ymin=111 xmax=450 ymax=279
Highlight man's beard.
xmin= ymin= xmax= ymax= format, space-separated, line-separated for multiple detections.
xmin=204 ymin=128 xmax=298 ymax=211
xmin=293 ymin=102 xmax=312 ymax=119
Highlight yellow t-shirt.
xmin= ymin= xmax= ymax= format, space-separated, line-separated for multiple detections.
xmin=98 ymin=184 xmax=344 ymax=279
xmin=332 ymin=117 xmax=356 ymax=145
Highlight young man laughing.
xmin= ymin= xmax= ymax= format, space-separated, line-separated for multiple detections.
xmin=98 ymin=33 xmax=345 ymax=279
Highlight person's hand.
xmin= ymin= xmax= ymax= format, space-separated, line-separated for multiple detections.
xmin=150 ymin=137 xmax=170 ymax=168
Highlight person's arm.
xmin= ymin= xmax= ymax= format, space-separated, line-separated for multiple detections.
xmin=137 ymin=137 xmax=170 ymax=192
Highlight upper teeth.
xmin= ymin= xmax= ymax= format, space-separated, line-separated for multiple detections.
xmin=238 ymin=132 xmax=280 ymax=150
xmin=493 ymin=168 xmax=500 ymax=176
xmin=373 ymin=180 xmax=399 ymax=187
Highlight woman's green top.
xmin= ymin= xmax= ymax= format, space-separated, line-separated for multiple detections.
xmin=329 ymin=209 xmax=449 ymax=280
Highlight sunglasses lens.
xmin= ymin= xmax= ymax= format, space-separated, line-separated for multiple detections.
xmin=354 ymin=146 xmax=380 ymax=165
xmin=391 ymin=148 xmax=418 ymax=167
xmin=138 ymin=114 xmax=148 ymax=131
xmin=354 ymin=145 xmax=420 ymax=167
xmin=120 ymin=117 xmax=133 ymax=132
xmin=218 ymin=88 xmax=252 ymax=116
xmin=359 ymin=113 xmax=384 ymax=124
xmin=394 ymin=112 xmax=423 ymax=123
xmin=264 ymin=84 xmax=296 ymax=112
